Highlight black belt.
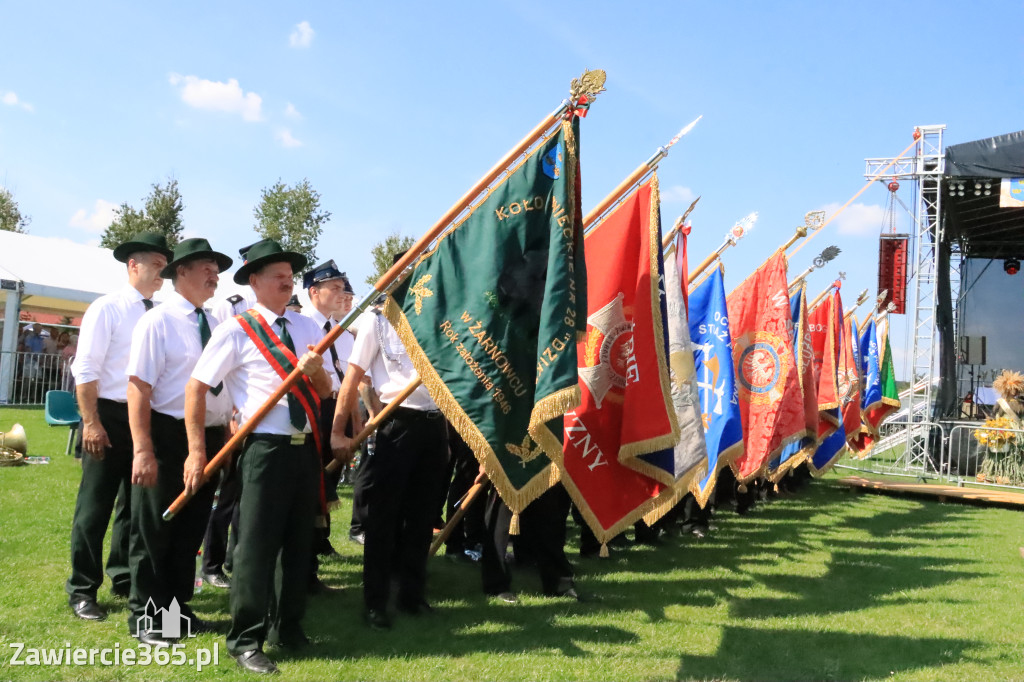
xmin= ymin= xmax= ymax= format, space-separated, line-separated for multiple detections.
xmin=246 ymin=433 xmax=314 ymax=446
xmin=385 ymin=404 xmax=443 ymax=420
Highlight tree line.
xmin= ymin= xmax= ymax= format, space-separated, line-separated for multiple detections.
xmin=1 ymin=180 xmax=415 ymax=287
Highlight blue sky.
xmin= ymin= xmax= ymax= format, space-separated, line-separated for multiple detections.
xmin=2 ymin=1 xmax=1021 ymax=378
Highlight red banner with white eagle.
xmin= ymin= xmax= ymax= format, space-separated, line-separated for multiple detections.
xmin=724 ymin=250 xmax=808 ymax=483
xmin=561 ymin=175 xmax=680 ymax=547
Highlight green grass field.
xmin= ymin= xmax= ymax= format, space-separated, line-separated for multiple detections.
xmin=1 ymin=406 xmax=1023 ymax=681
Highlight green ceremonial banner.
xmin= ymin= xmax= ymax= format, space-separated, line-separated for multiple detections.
xmin=385 ymin=117 xmax=587 ymax=515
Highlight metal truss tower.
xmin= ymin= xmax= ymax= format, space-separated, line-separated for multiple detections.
xmin=865 ymin=125 xmax=946 ymax=473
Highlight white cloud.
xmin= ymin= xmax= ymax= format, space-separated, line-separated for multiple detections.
xmin=277 ymin=129 xmax=303 ymax=148
xmin=2 ymin=91 xmax=33 ymax=112
xmin=661 ymin=185 xmax=696 ymax=204
xmin=289 ymin=21 xmax=314 ymax=48
xmin=168 ymin=73 xmax=262 ymax=122
xmin=69 ymin=199 xmax=119 ymax=234
xmin=819 ymin=202 xmax=890 ymax=236
xmin=284 ymin=102 xmax=302 ymax=119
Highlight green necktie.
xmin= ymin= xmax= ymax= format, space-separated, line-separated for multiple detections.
xmin=277 ymin=318 xmax=307 ymax=432
xmin=195 ymin=308 xmax=222 ymax=396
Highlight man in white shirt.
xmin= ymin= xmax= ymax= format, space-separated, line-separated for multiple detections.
xmin=201 ymin=241 xmax=259 ymax=588
xmin=331 ymin=258 xmax=449 ymax=630
xmin=66 ymin=232 xmax=173 ymax=622
xmin=188 ymin=239 xmax=331 ymax=675
xmin=301 ymin=260 xmax=356 ymax=587
xmin=125 ymin=238 xmax=234 ymax=645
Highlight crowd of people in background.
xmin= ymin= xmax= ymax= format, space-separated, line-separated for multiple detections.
xmin=4 ymin=321 xmax=80 ymax=399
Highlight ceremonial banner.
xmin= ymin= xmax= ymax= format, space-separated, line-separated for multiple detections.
xmin=859 ymin=318 xmax=901 ymax=452
xmin=851 ymin=316 xmax=882 ymax=457
xmin=386 ymin=118 xmax=587 ymax=515
xmin=726 ymin=250 xmax=808 ymax=483
xmin=562 ymin=176 xmax=680 ymax=544
xmin=688 ymin=267 xmax=743 ymax=507
xmin=769 ymin=284 xmax=817 ymax=481
xmin=840 ymin=316 xmax=864 ymax=455
xmin=677 ymin=225 xmax=691 ymax=313
xmin=809 ymin=291 xmax=846 ymax=475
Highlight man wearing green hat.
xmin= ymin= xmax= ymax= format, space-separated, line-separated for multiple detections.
xmin=125 ymin=238 xmax=234 ymax=644
xmin=187 ymin=238 xmax=332 ymax=675
xmin=67 ymin=232 xmax=173 ymax=622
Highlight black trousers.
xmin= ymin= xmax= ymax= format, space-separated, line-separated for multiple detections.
xmin=310 ymin=397 xmax=341 ymax=580
xmin=361 ymin=406 xmax=448 ymax=611
xmin=481 ymin=484 xmax=575 ymax=595
xmin=226 ymin=434 xmax=318 ymax=655
xmin=443 ymin=423 xmax=486 ymax=555
xmin=66 ymin=399 xmax=134 ymax=601
xmin=128 ymin=412 xmax=221 ymax=630
xmin=201 ymin=448 xmax=240 ymax=576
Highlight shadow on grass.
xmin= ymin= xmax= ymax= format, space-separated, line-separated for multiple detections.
xmin=676 ymin=625 xmax=981 ymax=681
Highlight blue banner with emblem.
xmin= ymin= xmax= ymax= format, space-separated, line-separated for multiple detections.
xmin=687 ymin=267 xmax=743 ymax=507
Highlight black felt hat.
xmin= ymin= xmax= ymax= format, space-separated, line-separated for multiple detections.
xmin=112 ymin=231 xmax=174 ymax=263
xmin=232 ymin=238 xmax=307 ymax=285
xmin=160 ymin=238 xmax=233 ymax=278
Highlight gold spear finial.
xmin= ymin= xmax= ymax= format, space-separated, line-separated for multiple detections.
xmin=570 ymin=69 xmax=607 ymax=103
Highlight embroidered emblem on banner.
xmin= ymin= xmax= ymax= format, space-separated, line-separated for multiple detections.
xmin=409 ymin=275 xmax=434 ymax=315
xmin=578 ymin=293 xmax=636 ymax=408
xmin=837 ymin=368 xmax=858 ymax=406
xmin=733 ymin=331 xmax=789 ymax=404
xmin=505 ymin=434 xmax=544 ymax=465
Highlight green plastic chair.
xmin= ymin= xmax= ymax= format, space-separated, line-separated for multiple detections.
xmin=45 ymin=390 xmax=81 ymax=455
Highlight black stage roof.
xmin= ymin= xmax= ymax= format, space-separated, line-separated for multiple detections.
xmin=942 ymin=130 xmax=1024 ymax=259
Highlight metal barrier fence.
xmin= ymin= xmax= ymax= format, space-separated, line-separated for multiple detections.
xmin=0 ymin=351 xmax=75 ymax=405
xmin=839 ymin=417 xmax=1024 ymax=492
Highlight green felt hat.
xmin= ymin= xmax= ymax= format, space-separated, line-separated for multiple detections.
xmin=160 ymin=238 xmax=234 ymax=278
xmin=232 ymin=238 xmax=307 ymax=285
xmin=112 ymin=231 xmax=174 ymax=263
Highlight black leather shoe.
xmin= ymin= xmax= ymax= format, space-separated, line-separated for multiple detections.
xmin=348 ymin=531 xmax=365 ymax=545
xmin=269 ymin=630 xmax=310 ymax=650
xmin=135 ymin=628 xmax=170 ymax=647
xmin=203 ymin=572 xmax=231 ymax=589
xmin=235 ymin=650 xmax=279 ymax=675
xmin=364 ymin=608 xmax=391 ymax=630
xmin=307 ymin=576 xmax=337 ymax=595
xmin=397 ymin=599 xmax=433 ymax=616
xmin=70 ymin=599 xmax=106 ymax=621
xmin=111 ymin=583 xmax=130 ymax=598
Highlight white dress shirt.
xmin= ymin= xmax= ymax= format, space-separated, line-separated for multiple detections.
xmin=72 ymin=283 xmax=154 ymax=402
xmin=126 ymin=291 xmax=232 ymax=425
xmin=191 ymin=303 xmax=325 ymax=435
xmin=349 ymin=309 xmax=437 ymax=411
xmin=306 ymin=308 xmax=355 ymax=393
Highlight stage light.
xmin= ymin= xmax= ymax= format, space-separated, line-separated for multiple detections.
xmin=975 ymin=182 xmax=982 ymax=190
xmin=1005 ymin=258 xmax=1020 ymax=276
xmin=984 ymin=182 xmax=992 ymax=189
xmin=974 ymin=189 xmax=982 ymax=196
xmin=984 ymin=189 xmax=992 ymax=196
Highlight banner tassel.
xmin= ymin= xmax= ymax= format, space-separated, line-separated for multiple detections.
xmin=599 ymin=542 xmax=609 ymax=558
xmin=509 ymin=512 xmax=520 ymax=535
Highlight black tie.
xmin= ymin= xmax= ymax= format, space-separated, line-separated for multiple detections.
xmin=323 ymin=320 xmax=344 ymax=384
xmin=277 ymin=318 xmax=307 ymax=432
xmin=142 ymin=299 xmax=153 ymax=311
xmin=196 ymin=308 xmax=223 ymax=396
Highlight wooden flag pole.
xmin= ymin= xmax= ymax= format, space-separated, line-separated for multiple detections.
xmin=162 ymin=71 xmax=610 ymax=521
xmin=661 ymin=196 xmax=701 ymax=250
xmin=583 ymin=116 xmax=701 ymax=233
xmin=323 ymin=378 xmax=423 ymax=474
xmin=788 ymin=137 xmax=919 ymax=261
xmin=843 ymin=289 xmax=870 ymax=322
xmin=808 ymin=278 xmax=843 ymax=311
xmin=429 ymin=481 xmax=489 ymax=556
xmin=687 ymin=211 xmax=758 ymax=285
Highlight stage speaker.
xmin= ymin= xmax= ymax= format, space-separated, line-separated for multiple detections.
xmin=878 ymin=235 xmax=909 ymax=315
xmin=959 ymin=335 xmax=987 ymax=365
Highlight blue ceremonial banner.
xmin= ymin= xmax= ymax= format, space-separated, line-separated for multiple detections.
xmin=688 ymin=267 xmax=743 ymax=507
xmin=811 ymin=413 xmax=846 ymax=471
xmin=859 ymin=318 xmax=882 ymax=411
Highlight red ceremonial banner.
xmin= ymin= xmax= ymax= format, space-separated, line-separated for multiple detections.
xmin=839 ymin=316 xmax=863 ymax=451
xmin=808 ymin=291 xmax=842 ymax=437
xmin=561 ymin=175 xmax=679 ymax=545
xmin=725 ymin=250 xmax=808 ymax=483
